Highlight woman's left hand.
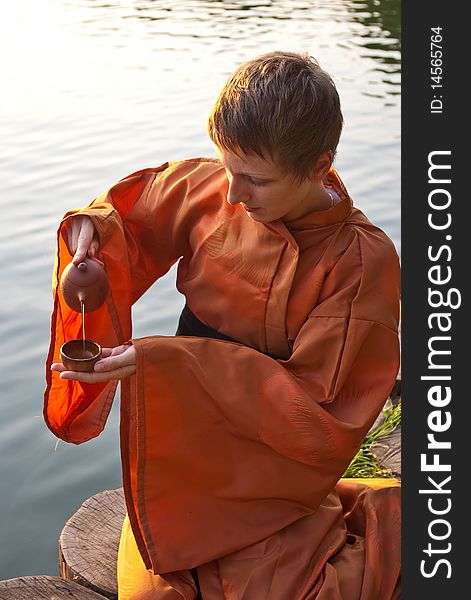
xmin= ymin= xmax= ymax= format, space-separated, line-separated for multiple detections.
xmin=51 ymin=343 xmax=136 ymax=383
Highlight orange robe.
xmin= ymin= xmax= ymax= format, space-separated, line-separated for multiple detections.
xmin=44 ymin=158 xmax=401 ymax=599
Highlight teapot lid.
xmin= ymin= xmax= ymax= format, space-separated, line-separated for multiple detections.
xmin=64 ymin=259 xmax=103 ymax=287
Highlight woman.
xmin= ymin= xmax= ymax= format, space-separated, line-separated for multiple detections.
xmin=45 ymin=51 xmax=401 ymax=598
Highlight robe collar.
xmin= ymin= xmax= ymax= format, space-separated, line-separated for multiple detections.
xmin=265 ymin=167 xmax=353 ymax=245
xmin=283 ymin=168 xmax=353 ymax=231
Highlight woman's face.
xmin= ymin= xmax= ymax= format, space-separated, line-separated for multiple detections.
xmin=216 ymin=147 xmax=330 ymax=223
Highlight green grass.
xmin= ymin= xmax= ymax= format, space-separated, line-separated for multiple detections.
xmin=343 ymin=401 xmax=401 ymax=478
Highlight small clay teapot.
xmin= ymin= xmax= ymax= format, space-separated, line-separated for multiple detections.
xmin=60 ymin=257 xmax=109 ymax=313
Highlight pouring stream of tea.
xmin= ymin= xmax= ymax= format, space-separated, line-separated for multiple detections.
xmin=81 ymin=299 xmax=86 ymax=351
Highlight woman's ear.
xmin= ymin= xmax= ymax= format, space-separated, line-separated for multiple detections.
xmin=311 ymin=151 xmax=333 ymax=181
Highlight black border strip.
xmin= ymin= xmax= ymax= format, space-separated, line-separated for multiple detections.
xmin=402 ymin=1 xmax=466 ymax=595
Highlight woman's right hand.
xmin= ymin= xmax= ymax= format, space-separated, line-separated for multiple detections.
xmin=65 ymin=215 xmax=100 ymax=265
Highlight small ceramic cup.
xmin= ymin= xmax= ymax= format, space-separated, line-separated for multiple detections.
xmin=60 ymin=339 xmax=102 ymax=372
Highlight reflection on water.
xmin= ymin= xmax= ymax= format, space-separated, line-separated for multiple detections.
xmin=347 ymin=0 xmax=400 ymax=91
xmin=57 ymin=0 xmax=402 ymax=96
xmin=352 ymin=0 xmax=401 ymax=42
xmin=0 ymin=0 xmax=400 ymax=579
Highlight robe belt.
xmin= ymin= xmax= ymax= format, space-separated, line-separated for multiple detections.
xmin=176 ymin=303 xmax=283 ymax=360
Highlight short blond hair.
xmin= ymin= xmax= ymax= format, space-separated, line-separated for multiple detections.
xmin=208 ymin=51 xmax=343 ymax=181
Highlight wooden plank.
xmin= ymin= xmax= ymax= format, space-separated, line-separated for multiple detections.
xmin=367 ymin=381 xmax=401 ymax=477
xmin=59 ymin=488 xmax=126 ymax=600
xmin=371 ymin=424 xmax=402 ymax=477
xmin=0 ymin=576 xmax=106 ymax=599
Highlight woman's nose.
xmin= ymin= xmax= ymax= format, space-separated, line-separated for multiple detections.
xmin=227 ymin=176 xmax=248 ymax=205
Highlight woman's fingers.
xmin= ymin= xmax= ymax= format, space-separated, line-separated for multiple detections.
xmin=58 ymin=364 xmax=135 ymax=383
xmin=65 ymin=217 xmax=84 ymax=261
xmin=94 ymin=345 xmax=135 ymax=372
xmin=73 ymin=217 xmax=97 ymax=265
xmin=88 ymin=237 xmax=99 ymax=258
xmin=99 ymin=347 xmax=114 ymax=359
xmin=97 ymin=344 xmax=132 ymax=360
xmin=65 ymin=216 xmax=98 ymax=265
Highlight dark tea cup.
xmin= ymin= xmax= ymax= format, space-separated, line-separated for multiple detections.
xmin=60 ymin=339 xmax=102 ymax=372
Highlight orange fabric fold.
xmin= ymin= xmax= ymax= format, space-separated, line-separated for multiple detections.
xmin=44 ymin=158 xmax=401 ymax=598
xmin=116 ymin=479 xmax=400 ymax=600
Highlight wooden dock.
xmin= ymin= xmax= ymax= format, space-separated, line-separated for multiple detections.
xmin=59 ymin=489 xmax=125 ymax=599
xmin=0 ymin=576 xmax=107 ymax=599
xmin=370 ymin=378 xmax=401 ymax=477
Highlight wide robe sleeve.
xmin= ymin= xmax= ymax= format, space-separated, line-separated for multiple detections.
xmin=44 ymin=159 xmax=400 ymax=575
xmin=44 ymin=160 xmax=217 ymax=442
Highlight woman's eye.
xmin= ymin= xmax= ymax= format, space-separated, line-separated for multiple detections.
xmin=248 ymin=178 xmax=265 ymax=187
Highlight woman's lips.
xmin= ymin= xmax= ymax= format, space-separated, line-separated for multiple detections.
xmin=243 ymin=205 xmax=260 ymax=213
